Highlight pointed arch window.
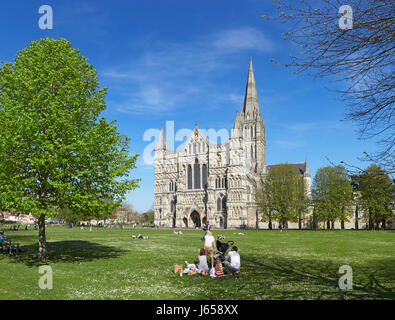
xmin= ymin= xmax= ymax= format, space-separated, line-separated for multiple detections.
xmin=217 ymin=197 xmax=222 ymax=211
xmin=217 ymin=194 xmax=226 ymax=212
xmin=194 ymin=159 xmax=201 ymax=189
xmin=187 ymin=165 xmax=192 ymax=190
xmin=222 ymin=196 xmax=227 ymax=212
xmin=202 ymin=164 xmax=207 ymax=189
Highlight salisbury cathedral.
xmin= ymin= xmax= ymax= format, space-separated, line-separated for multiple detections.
xmin=153 ymin=60 xmax=312 ymax=229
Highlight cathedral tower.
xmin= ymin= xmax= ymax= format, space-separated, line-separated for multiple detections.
xmin=231 ymin=59 xmax=266 ymax=173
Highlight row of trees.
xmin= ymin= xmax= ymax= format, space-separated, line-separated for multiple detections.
xmin=256 ymin=164 xmax=308 ymax=229
xmin=255 ymin=164 xmax=394 ymax=229
xmin=114 ymin=202 xmax=154 ymax=225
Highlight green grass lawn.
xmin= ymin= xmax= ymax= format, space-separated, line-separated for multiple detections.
xmin=1 ymin=226 xmax=394 ymax=300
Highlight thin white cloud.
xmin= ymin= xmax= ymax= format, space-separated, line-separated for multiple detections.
xmin=279 ymin=121 xmax=345 ymax=133
xmin=101 ymin=27 xmax=276 ymax=115
xmin=213 ymin=27 xmax=276 ymax=53
xmin=229 ymin=94 xmax=244 ymax=107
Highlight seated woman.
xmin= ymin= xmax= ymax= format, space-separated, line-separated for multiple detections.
xmin=185 ymin=248 xmax=210 ymax=274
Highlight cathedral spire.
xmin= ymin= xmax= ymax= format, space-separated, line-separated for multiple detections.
xmin=156 ymin=124 xmax=166 ymax=150
xmin=233 ymin=110 xmax=240 ymax=129
xmin=232 ymin=110 xmax=241 ymax=138
xmin=241 ymin=58 xmax=261 ymax=120
xmin=304 ymin=156 xmax=311 ymax=177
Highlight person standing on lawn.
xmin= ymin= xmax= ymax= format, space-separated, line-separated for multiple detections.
xmin=203 ymin=230 xmax=217 ymax=269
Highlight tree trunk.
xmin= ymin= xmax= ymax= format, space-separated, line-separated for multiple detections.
xmin=327 ymin=220 xmax=330 ymax=230
xmin=341 ymin=220 xmax=345 ymax=229
xmin=268 ymin=220 xmax=272 ymax=230
xmin=368 ymin=212 xmax=374 ymax=230
xmin=331 ymin=220 xmax=335 ymax=230
xmin=38 ymin=214 xmax=47 ymax=261
xmin=382 ymin=219 xmax=386 ymax=230
xmin=312 ymin=213 xmax=317 ymax=229
xmin=298 ymin=218 xmax=302 ymax=230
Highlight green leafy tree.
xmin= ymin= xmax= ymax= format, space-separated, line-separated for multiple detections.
xmin=256 ymin=164 xmax=308 ymax=229
xmin=142 ymin=209 xmax=155 ymax=224
xmin=312 ymin=166 xmax=354 ymax=229
xmin=357 ymin=164 xmax=393 ymax=229
xmin=0 ymin=38 xmax=139 ymax=260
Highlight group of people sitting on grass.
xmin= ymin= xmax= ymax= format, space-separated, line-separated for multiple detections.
xmin=0 ymin=230 xmax=7 ymax=246
xmin=183 ymin=230 xmax=241 ymax=277
xmin=0 ymin=230 xmax=21 ymax=255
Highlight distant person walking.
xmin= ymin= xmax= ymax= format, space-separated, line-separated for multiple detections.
xmin=203 ymin=230 xmax=217 ymax=269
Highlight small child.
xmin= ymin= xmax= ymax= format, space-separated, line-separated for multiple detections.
xmin=214 ymin=256 xmax=225 ymax=277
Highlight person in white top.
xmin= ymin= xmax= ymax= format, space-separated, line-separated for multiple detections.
xmin=203 ymin=230 xmax=217 ymax=269
xmin=223 ymin=246 xmax=241 ymax=275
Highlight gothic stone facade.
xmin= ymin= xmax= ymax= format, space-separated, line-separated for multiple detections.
xmin=154 ymin=60 xmax=312 ymax=229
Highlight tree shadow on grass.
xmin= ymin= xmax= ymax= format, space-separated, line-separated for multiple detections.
xmin=197 ymin=255 xmax=395 ymax=300
xmin=8 ymin=241 xmax=126 ymax=267
xmin=235 ymin=255 xmax=395 ymax=300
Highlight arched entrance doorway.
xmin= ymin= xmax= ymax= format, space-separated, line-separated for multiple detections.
xmin=190 ymin=211 xmax=201 ymax=229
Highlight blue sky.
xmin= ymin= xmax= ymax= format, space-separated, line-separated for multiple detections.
xmin=0 ymin=0 xmax=379 ymax=212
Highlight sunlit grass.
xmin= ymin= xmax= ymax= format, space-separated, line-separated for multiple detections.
xmin=1 ymin=225 xmax=394 ymax=300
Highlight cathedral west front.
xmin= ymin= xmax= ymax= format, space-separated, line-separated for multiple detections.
xmin=153 ymin=60 xmax=311 ymax=229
